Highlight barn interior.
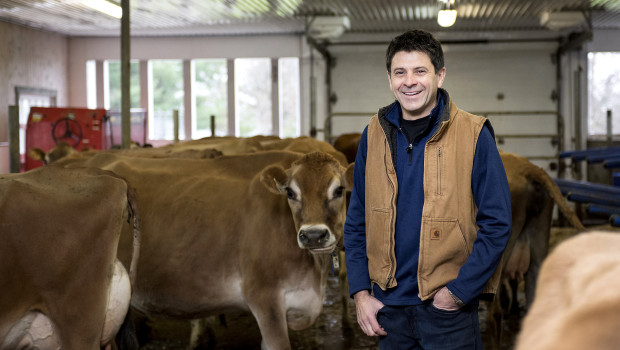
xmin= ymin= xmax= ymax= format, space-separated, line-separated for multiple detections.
xmin=1 ymin=0 xmax=620 ymax=349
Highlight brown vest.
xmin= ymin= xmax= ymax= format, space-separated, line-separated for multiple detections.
xmin=365 ymin=100 xmax=503 ymax=300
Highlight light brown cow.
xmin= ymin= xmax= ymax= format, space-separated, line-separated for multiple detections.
xmin=56 ymin=150 xmax=354 ymax=350
xmin=482 ymin=151 xmax=585 ymax=349
xmin=0 ymin=165 xmax=141 ymax=350
xmin=332 ymin=133 xmax=362 ymax=164
xmin=515 ymin=230 xmax=620 ymax=350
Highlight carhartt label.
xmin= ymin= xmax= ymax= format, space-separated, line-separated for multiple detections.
xmin=431 ymin=228 xmax=441 ymax=240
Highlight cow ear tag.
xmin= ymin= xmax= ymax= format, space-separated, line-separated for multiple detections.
xmin=330 ymin=252 xmax=340 ymax=275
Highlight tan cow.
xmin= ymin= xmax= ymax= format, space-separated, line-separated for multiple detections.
xmin=332 ymin=133 xmax=362 ymax=164
xmin=0 ymin=165 xmax=141 ymax=350
xmin=515 ymin=230 xmax=620 ymax=350
xmin=56 ymin=150 xmax=354 ymax=350
xmin=481 ymin=151 xmax=585 ymax=349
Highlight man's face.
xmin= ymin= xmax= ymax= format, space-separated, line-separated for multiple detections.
xmin=387 ymin=50 xmax=446 ymax=120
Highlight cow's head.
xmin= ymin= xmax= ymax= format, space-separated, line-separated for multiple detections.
xmin=260 ymin=152 xmax=354 ymax=254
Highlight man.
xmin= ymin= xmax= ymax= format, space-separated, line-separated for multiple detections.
xmin=344 ymin=29 xmax=512 ymax=349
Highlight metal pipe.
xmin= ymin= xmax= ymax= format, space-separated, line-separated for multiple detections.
xmin=121 ymin=0 xmax=131 ymax=149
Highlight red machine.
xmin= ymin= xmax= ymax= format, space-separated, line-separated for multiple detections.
xmin=25 ymin=107 xmax=146 ymax=171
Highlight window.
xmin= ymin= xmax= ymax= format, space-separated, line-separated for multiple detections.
xmin=193 ymin=59 xmax=228 ymax=138
xmin=278 ymin=57 xmax=300 ymax=138
xmin=235 ymin=58 xmax=272 ymax=137
xmin=149 ymin=60 xmax=185 ymax=140
xmin=587 ymin=52 xmax=620 ymax=137
xmin=105 ymin=60 xmax=141 ymax=110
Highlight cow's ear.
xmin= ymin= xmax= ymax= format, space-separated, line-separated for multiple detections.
xmin=28 ymin=148 xmax=46 ymax=162
xmin=260 ymin=165 xmax=288 ymax=194
xmin=344 ymin=162 xmax=355 ymax=191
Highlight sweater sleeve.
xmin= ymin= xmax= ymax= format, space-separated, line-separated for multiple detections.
xmin=446 ymin=124 xmax=512 ymax=304
xmin=343 ymin=127 xmax=372 ymax=297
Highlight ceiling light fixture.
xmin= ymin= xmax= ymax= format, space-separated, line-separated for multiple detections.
xmin=437 ymin=0 xmax=457 ymax=27
xmin=84 ymin=0 xmax=122 ymax=19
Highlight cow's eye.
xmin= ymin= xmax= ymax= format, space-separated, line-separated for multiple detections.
xmin=333 ymin=186 xmax=344 ymax=199
xmin=286 ymin=187 xmax=297 ymax=200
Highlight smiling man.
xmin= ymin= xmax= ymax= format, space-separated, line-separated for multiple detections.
xmin=343 ymin=29 xmax=512 ymax=349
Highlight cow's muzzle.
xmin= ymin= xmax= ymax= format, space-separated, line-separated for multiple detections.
xmin=298 ymin=224 xmax=335 ymax=253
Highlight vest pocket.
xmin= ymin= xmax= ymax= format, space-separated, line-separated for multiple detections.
xmin=418 ymin=217 xmax=469 ymax=297
xmin=366 ymin=207 xmax=394 ymax=287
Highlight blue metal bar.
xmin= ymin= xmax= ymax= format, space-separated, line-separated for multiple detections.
xmin=604 ymin=157 xmax=620 ymax=169
xmin=554 ymin=178 xmax=620 ymax=196
xmin=559 ymin=146 xmax=620 ymax=160
xmin=567 ymin=192 xmax=620 ymax=207
xmin=587 ymin=203 xmax=620 ymax=215
xmin=587 ymin=152 xmax=620 ymax=163
xmin=611 ymin=215 xmax=620 ymax=227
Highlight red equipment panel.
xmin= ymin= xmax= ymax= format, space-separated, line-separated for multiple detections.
xmin=25 ymin=107 xmax=108 ymax=171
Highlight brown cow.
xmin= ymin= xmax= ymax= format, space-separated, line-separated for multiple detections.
xmin=56 ymin=150 xmax=354 ymax=350
xmin=0 ymin=165 xmax=140 ymax=350
xmin=515 ymin=230 xmax=620 ymax=350
xmin=481 ymin=151 xmax=585 ymax=349
xmin=332 ymin=133 xmax=362 ymax=164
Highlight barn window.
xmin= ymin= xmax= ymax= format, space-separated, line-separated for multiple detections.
xmin=234 ymin=58 xmax=273 ymax=137
xmin=104 ymin=60 xmax=141 ymax=110
xmin=192 ymin=59 xmax=228 ymax=138
xmin=588 ymin=52 xmax=620 ymax=138
xmin=278 ymin=57 xmax=300 ymax=138
xmin=149 ymin=60 xmax=185 ymax=140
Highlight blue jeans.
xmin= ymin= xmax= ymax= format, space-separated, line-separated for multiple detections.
xmin=376 ymin=301 xmax=482 ymax=350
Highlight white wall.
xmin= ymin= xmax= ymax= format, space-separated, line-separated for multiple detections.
xmin=0 ymin=22 xmax=68 ymax=173
xmin=0 ymin=22 xmax=68 ymax=142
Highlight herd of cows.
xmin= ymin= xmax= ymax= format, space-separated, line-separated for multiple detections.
xmin=1 ymin=133 xmax=618 ymax=350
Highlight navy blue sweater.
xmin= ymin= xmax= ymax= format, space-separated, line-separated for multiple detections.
xmin=344 ymin=91 xmax=512 ymax=305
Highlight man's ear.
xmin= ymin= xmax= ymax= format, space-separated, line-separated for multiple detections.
xmin=344 ymin=163 xmax=355 ymax=191
xmin=260 ymin=165 xmax=288 ymax=194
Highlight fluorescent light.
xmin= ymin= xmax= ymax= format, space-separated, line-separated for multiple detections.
xmin=437 ymin=9 xmax=457 ymax=27
xmin=84 ymin=0 xmax=122 ymax=19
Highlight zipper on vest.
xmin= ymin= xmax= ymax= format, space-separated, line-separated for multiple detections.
xmin=436 ymin=147 xmax=442 ymax=195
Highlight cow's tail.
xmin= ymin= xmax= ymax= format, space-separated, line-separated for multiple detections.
xmin=526 ymin=164 xmax=586 ymax=231
xmin=125 ymin=184 xmax=141 ymax=287
xmin=114 ymin=183 xmax=141 ymax=350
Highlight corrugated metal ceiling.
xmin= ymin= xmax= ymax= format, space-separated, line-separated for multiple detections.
xmin=0 ymin=0 xmax=618 ymax=37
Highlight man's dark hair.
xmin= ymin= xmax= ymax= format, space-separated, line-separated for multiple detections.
xmin=385 ymin=29 xmax=445 ymax=74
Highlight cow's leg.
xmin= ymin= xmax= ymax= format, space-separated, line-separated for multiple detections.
xmin=523 ymin=200 xmax=553 ymax=310
xmin=338 ymin=250 xmax=354 ymax=331
xmin=246 ymin=295 xmax=290 ymax=350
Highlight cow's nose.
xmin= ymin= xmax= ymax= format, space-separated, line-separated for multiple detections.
xmin=299 ymin=228 xmax=329 ymax=246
